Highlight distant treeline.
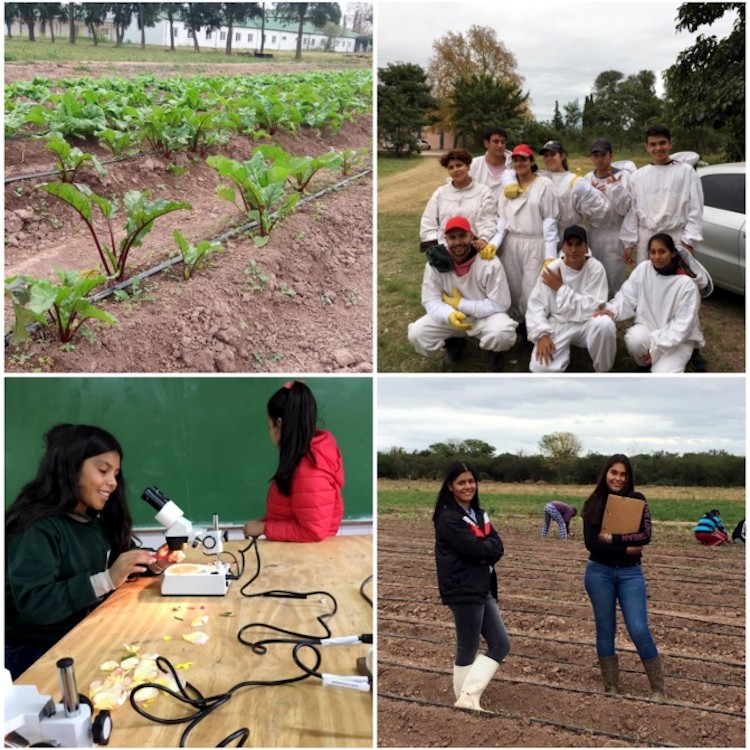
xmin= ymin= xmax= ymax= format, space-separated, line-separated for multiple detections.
xmin=378 ymin=449 xmax=745 ymax=487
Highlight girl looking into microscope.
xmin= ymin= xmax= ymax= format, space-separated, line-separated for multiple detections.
xmin=243 ymin=380 xmax=345 ymax=542
xmin=5 ymin=424 xmax=165 ymax=679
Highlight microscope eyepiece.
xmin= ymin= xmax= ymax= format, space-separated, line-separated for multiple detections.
xmin=142 ymin=486 xmax=169 ymax=511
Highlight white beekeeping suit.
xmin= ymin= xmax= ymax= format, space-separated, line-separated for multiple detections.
xmin=491 ymin=177 xmax=559 ymax=321
xmin=469 ymin=150 xmax=514 ymax=202
xmin=583 ymin=164 xmax=633 ymax=295
xmin=526 ymin=255 xmax=616 ymax=373
xmin=604 ymin=262 xmax=704 ymax=373
xmin=536 ymin=170 xmax=609 ymax=238
xmin=420 ymin=179 xmax=497 ymax=246
xmin=620 ymin=161 xmax=704 ymax=264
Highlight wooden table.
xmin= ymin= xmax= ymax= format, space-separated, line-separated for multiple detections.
xmin=18 ymin=536 xmax=373 ymax=748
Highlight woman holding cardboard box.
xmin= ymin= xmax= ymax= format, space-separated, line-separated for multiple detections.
xmin=581 ymin=454 xmax=664 ymax=699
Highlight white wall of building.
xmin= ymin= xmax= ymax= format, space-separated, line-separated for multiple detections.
xmin=122 ymin=19 xmax=355 ymax=53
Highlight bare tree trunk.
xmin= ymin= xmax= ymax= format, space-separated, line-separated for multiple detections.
xmin=260 ymin=3 xmax=265 ymax=53
xmin=226 ymin=14 xmax=233 ymax=55
xmin=69 ymin=4 xmax=75 ymax=44
xmin=49 ymin=19 xmax=56 ymax=43
xmin=192 ymin=29 xmax=200 ymax=52
xmin=295 ymin=12 xmax=304 ymax=60
xmin=88 ymin=22 xmax=98 ymax=45
xmin=139 ymin=4 xmax=145 ymax=48
xmin=168 ymin=16 xmax=175 ymax=51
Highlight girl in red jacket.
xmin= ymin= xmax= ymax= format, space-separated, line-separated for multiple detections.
xmin=243 ymin=381 xmax=345 ymax=542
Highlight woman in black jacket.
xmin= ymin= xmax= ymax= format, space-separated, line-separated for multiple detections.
xmin=433 ymin=461 xmax=510 ymax=711
xmin=582 ymin=454 xmax=663 ymax=699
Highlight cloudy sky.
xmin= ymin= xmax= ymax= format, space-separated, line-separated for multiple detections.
xmin=377 ymin=377 xmax=746 ymax=456
xmin=376 ymin=1 xmax=739 ymax=122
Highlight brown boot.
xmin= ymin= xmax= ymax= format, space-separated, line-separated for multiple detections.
xmin=642 ymin=656 xmax=665 ymax=700
xmin=598 ymin=655 xmax=619 ymax=694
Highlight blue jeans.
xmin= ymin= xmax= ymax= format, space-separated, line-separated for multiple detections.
xmin=584 ymin=560 xmax=658 ymax=660
xmin=448 ymin=594 xmax=511 ymax=666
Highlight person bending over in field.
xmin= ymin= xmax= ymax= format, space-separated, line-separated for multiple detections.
xmin=541 ymin=501 xmax=577 ymax=540
xmin=433 ymin=461 xmax=510 ymax=712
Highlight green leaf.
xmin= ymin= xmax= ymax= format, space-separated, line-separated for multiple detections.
xmin=252 ymin=235 xmax=270 ymax=248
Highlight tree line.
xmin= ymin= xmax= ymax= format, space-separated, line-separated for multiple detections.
xmin=4 ymin=3 xmax=352 ymax=59
xmin=379 ymin=443 xmax=744 ymax=487
xmin=378 ymin=3 xmax=744 ymax=161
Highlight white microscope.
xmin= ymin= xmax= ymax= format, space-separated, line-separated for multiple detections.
xmin=141 ymin=487 xmax=230 ymax=596
xmin=4 ymin=659 xmax=112 ymax=747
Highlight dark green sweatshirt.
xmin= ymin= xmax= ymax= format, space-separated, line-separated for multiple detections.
xmin=5 ymin=513 xmax=111 ymax=647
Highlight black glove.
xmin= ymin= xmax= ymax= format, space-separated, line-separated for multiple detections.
xmin=426 ymin=244 xmax=452 ymax=272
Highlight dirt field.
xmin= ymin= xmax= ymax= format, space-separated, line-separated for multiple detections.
xmin=377 ymin=515 xmax=745 ymax=747
xmin=5 ymin=62 xmax=372 ymax=373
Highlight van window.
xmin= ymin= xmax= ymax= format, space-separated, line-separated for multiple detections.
xmin=701 ymin=172 xmax=745 ymax=214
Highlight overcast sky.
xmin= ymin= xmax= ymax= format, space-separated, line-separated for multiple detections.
xmin=377 ymin=377 xmax=746 ymax=456
xmin=376 ymin=1 xmax=739 ymax=122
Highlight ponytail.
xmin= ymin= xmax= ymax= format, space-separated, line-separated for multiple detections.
xmin=267 ymin=381 xmax=317 ymax=496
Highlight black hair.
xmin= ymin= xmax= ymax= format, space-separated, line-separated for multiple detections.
xmin=483 ymin=126 xmax=508 ymax=142
xmin=645 ymin=124 xmax=671 ymax=141
xmin=432 ymin=461 xmax=480 ymax=526
xmin=267 ymin=380 xmax=318 ymax=496
xmin=648 ymin=233 xmax=696 ymax=277
xmin=439 ymin=149 xmax=473 ymax=169
xmin=581 ymin=454 xmax=635 ymax=525
xmin=5 ymin=424 xmax=133 ymax=557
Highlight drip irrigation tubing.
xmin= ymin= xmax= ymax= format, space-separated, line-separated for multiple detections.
xmin=378 ymin=631 xmax=743 ymax=689
xmin=378 ymin=692 xmax=681 ymax=747
xmin=4 ymin=168 xmax=371 ymax=348
xmin=380 ymin=660 xmax=745 ymax=719
xmin=4 ymin=151 xmax=148 ymax=185
xmin=378 ymin=614 xmax=747 ymax=668
xmin=380 ymin=576 xmax=744 ymax=611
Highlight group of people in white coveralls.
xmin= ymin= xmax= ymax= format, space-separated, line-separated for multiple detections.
xmin=408 ymin=124 xmax=711 ymax=374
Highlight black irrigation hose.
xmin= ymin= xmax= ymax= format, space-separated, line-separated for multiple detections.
xmin=378 ymin=631 xmax=744 ymax=689
xmin=4 ymin=168 xmax=372 ymax=347
xmin=378 ymin=614 xmax=747 ymax=669
xmin=378 ymin=691 xmax=681 ymax=748
xmin=380 ymin=660 xmax=745 ymax=720
xmin=4 ymin=151 xmax=148 ymax=185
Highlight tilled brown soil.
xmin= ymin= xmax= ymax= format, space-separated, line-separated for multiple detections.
xmin=377 ymin=516 xmax=745 ymax=747
xmin=5 ymin=76 xmax=372 ymax=373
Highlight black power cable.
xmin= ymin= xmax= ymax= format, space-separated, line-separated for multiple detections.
xmin=129 ymin=538 xmax=372 ymax=746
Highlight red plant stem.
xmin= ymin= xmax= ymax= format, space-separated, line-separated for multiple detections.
xmin=118 ymin=218 xmax=156 ymax=281
xmin=80 ymin=214 xmax=112 ymax=276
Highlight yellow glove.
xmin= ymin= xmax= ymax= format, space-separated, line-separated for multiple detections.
xmin=441 ymin=286 xmax=462 ymax=310
xmin=479 ymin=243 xmax=496 ymax=260
xmin=542 ymin=258 xmax=555 ymax=268
xmin=448 ymin=310 xmax=472 ymax=331
xmin=569 ymin=167 xmax=583 ymax=188
xmin=503 ymin=183 xmax=523 ymax=199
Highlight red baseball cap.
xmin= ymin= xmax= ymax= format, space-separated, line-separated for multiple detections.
xmin=511 ymin=144 xmax=534 ymax=158
xmin=444 ymin=216 xmax=472 ymax=233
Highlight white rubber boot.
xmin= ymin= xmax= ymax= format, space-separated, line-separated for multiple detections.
xmin=452 ymin=663 xmax=473 ymax=699
xmin=454 ymin=655 xmax=499 ymax=711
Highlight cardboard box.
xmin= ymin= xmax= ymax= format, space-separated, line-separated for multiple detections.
xmin=600 ymin=494 xmax=645 ymax=535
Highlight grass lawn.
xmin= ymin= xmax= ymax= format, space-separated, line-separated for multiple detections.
xmin=378 ymin=479 xmax=746 ymax=525
xmin=4 ymin=37 xmax=371 ymax=68
xmin=377 ymin=151 xmax=744 ymax=373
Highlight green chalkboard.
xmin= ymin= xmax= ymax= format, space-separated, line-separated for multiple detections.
xmin=5 ymin=377 xmax=372 ymax=527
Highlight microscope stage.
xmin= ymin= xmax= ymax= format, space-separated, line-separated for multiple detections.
xmin=161 ymin=562 xmax=230 ymax=596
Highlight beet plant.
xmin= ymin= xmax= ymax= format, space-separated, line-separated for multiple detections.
xmin=206 ymin=153 xmax=300 ymax=243
xmin=256 ymin=145 xmax=343 ymax=194
xmin=44 ymin=135 xmax=106 ymax=183
xmin=38 ymin=182 xmax=191 ymax=281
xmin=5 ymin=269 xmax=117 ymax=345
xmin=173 ymin=230 xmax=223 ymax=280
